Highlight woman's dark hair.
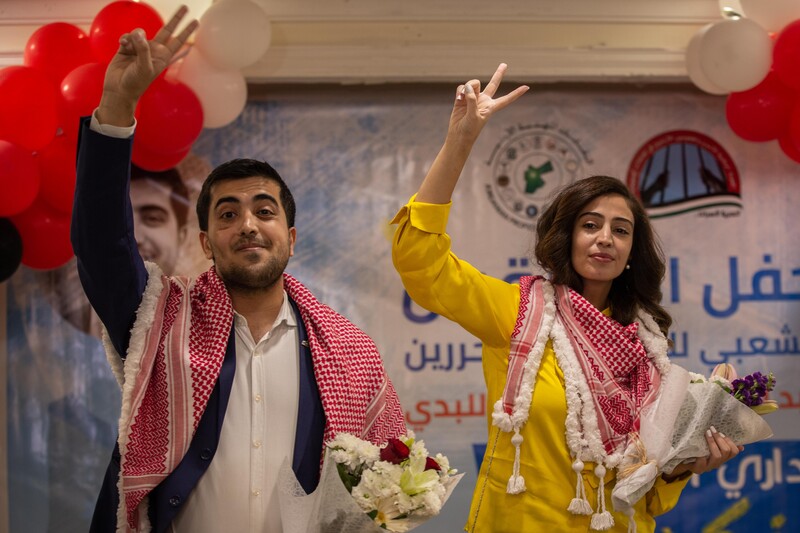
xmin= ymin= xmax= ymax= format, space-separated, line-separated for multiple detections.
xmin=196 ymin=158 xmax=296 ymax=231
xmin=534 ymin=175 xmax=672 ymax=336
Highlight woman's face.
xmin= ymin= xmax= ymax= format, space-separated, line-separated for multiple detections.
xmin=570 ymin=193 xmax=634 ymax=296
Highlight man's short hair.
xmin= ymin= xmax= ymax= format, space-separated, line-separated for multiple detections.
xmin=130 ymin=164 xmax=190 ymax=228
xmin=196 ymin=159 xmax=296 ymax=231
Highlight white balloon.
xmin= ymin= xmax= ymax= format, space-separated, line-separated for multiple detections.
xmin=195 ymin=0 xmax=271 ymax=70
xmin=740 ymin=0 xmax=800 ymax=33
xmin=698 ymin=18 xmax=772 ymax=92
xmin=168 ymin=50 xmax=248 ymax=129
xmin=685 ymin=26 xmax=728 ymax=95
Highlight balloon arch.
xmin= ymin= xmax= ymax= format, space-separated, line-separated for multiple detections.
xmin=0 ymin=0 xmax=270 ymax=280
xmin=685 ymin=1 xmax=800 ymax=164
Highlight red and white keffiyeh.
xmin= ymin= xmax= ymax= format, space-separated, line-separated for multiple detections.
xmin=103 ymin=264 xmax=406 ymax=532
xmin=491 ymin=276 xmax=670 ymax=531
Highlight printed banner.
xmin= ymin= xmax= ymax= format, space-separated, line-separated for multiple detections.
xmin=5 ymin=85 xmax=799 ymax=532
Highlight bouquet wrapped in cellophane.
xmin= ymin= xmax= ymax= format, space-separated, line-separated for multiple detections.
xmin=612 ymin=363 xmax=776 ymax=519
xmin=278 ymin=432 xmax=462 ymax=533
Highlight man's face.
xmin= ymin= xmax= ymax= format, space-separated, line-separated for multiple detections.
xmin=131 ymin=179 xmax=188 ymax=275
xmin=199 ymin=176 xmax=296 ymax=292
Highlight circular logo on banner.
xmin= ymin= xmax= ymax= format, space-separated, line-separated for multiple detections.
xmin=626 ymin=130 xmax=741 ymax=219
xmin=486 ymin=124 xmax=590 ymax=229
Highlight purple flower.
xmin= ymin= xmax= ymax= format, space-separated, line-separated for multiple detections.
xmin=729 ymin=371 xmax=775 ymax=407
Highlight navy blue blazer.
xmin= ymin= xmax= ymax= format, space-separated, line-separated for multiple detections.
xmin=72 ymin=118 xmax=326 ymax=532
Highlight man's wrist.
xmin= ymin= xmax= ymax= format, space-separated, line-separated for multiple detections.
xmin=97 ymin=93 xmax=137 ymax=127
xmin=90 ymin=109 xmax=136 ymax=138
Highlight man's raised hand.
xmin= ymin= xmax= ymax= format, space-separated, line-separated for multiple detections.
xmin=98 ymin=6 xmax=198 ymax=126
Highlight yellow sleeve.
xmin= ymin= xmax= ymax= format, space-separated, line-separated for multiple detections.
xmin=645 ymin=474 xmax=690 ymax=516
xmin=391 ymin=196 xmax=519 ymax=350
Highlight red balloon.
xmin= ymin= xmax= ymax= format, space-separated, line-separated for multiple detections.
xmin=0 ymin=66 xmax=59 ymax=150
xmin=725 ymin=73 xmax=795 ymax=142
xmin=788 ymin=103 xmax=800 ymax=159
xmin=0 ymin=140 xmax=40 ymax=217
xmin=24 ymin=22 xmax=92 ymax=85
xmin=90 ymin=1 xmax=164 ymax=63
xmin=38 ymin=136 xmax=78 ymax=215
xmin=779 ymin=134 xmax=800 ymax=163
xmin=59 ymin=62 xmax=107 ymax=140
xmin=132 ymin=142 xmax=191 ymax=172
xmin=135 ymin=78 xmax=203 ymax=155
xmin=774 ymin=19 xmax=800 ymax=91
xmin=10 ymin=201 xmax=73 ymax=270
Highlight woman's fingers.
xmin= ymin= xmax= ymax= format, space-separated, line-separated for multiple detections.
xmin=493 ymin=85 xmax=530 ymax=112
xmin=685 ymin=428 xmax=745 ymax=477
xmin=483 ymin=63 xmax=507 ymax=98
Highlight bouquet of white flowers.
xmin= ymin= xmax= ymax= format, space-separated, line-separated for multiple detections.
xmin=278 ymin=432 xmax=462 ymax=533
xmin=611 ymin=363 xmax=775 ymax=521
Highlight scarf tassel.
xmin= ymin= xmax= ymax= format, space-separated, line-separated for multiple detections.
xmin=625 ymin=506 xmax=637 ymax=533
xmin=506 ymin=428 xmax=527 ymax=494
xmin=590 ymin=464 xmax=614 ymax=531
xmin=567 ymin=459 xmax=593 ymax=515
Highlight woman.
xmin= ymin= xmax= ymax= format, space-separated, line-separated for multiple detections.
xmin=391 ymin=64 xmax=741 ymax=532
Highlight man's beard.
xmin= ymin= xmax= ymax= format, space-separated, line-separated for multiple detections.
xmin=215 ymin=241 xmax=290 ymax=293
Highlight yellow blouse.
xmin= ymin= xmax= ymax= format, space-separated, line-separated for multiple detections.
xmin=391 ymin=198 xmax=688 ymax=533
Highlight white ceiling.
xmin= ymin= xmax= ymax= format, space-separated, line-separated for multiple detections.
xmin=0 ymin=0 xmax=731 ymax=83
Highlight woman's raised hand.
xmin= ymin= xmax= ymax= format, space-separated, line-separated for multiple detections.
xmin=447 ymin=63 xmax=529 ymax=145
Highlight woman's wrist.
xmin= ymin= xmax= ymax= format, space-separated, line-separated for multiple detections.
xmin=662 ymin=469 xmax=692 ymax=483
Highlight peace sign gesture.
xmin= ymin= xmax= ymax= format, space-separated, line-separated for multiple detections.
xmin=415 ymin=63 xmax=529 ymax=204
xmin=98 ymin=6 xmax=198 ymax=126
xmin=447 ymin=63 xmax=529 ymax=145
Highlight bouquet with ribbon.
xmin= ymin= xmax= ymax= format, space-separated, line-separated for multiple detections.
xmin=278 ymin=432 xmax=462 ymax=533
xmin=611 ymin=363 xmax=776 ymax=523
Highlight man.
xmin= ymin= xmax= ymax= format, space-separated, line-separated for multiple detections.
xmin=130 ymin=164 xmax=190 ymax=276
xmin=71 ymin=7 xmax=406 ymax=532
xmin=37 ymin=163 xmax=190 ymax=342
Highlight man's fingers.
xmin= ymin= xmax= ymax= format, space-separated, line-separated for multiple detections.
xmin=154 ymin=5 xmax=190 ymax=44
xmin=483 ymin=63 xmax=507 ymax=98
xmin=170 ymin=19 xmax=199 ymax=53
xmin=168 ymin=43 xmax=194 ymax=66
xmin=130 ymin=28 xmax=153 ymax=71
xmin=117 ymin=33 xmax=136 ymax=55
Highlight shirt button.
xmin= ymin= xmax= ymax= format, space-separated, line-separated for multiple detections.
xmin=200 ymin=448 xmax=213 ymax=461
xmin=253 ymin=489 xmax=261 ymax=497
xmin=254 ymin=394 xmax=262 ymax=403
xmin=253 ymin=440 xmax=262 ymax=448
xmin=169 ymin=495 xmax=181 ymax=507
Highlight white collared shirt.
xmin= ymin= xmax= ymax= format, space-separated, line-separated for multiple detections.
xmin=172 ymin=291 xmax=300 ymax=533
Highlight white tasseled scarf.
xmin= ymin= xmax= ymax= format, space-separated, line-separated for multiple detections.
xmin=491 ymin=276 xmax=671 ymax=531
xmin=103 ymin=263 xmax=407 ymax=532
